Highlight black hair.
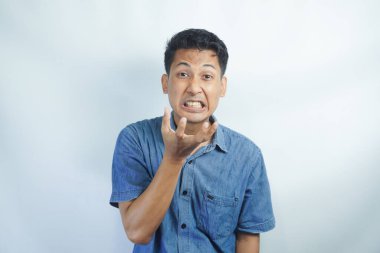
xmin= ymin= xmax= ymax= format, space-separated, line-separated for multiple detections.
xmin=164 ymin=29 xmax=229 ymax=76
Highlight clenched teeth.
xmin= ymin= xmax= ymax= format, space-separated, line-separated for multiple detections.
xmin=185 ymin=101 xmax=203 ymax=108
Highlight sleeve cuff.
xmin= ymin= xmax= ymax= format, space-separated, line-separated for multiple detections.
xmin=237 ymin=217 xmax=276 ymax=234
xmin=109 ymin=189 xmax=144 ymax=208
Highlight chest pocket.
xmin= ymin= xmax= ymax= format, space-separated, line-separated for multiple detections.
xmin=197 ymin=191 xmax=239 ymax=240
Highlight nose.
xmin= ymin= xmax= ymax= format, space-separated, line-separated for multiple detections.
xmin=186 ymin=78 xmax=202 ymax=95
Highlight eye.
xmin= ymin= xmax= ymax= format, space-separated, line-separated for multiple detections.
xmin=177 ymin=72 xmax=189 ymax=78
xmin=203 ymin=74 xmax=213 ymax=81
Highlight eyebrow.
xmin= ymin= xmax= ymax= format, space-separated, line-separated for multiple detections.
xmin=175 ymin=62 xmax=191 ymax=68
xmin=202 ymin=64 xmax=216 ymax=69
xmin=175 ymin=62 xmax=216 ymax=69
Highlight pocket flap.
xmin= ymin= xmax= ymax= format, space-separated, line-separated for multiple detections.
xmin=204 ymin=191 xmax=238 ymax=207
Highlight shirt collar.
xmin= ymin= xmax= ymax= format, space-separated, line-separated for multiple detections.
xmin=210 ymin=115 xmax=228 ymax=153
xmin=169 ymin=112 xmax=228 ymax=153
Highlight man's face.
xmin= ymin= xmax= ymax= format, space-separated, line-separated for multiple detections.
xmin=162 ymin=49 xmax=227 ymax=126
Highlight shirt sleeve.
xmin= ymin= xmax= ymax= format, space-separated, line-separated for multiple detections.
xmin=237 ymin=149 xmax=275 ymax=233
xmin=109 ymin=126 xmax=151 ymax=208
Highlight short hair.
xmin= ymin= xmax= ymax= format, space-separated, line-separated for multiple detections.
xmin=164 ymin=29 xmax=229 ymax=76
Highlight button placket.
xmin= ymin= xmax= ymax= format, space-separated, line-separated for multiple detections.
xmin=177 ymin=158 xmax=193 ymax=252
xmin=181 ymin=160 xmax=193 ymax=199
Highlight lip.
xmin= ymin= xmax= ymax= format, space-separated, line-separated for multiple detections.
xmin=181 ymin=99 xmax=207 ymax=113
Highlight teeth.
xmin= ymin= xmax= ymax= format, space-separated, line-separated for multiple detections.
xmin=185 ymin=101 xmax=202 ymax=108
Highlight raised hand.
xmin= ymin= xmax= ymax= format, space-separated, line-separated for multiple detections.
xmin=161 ymin=108 xmax=218 ymax=162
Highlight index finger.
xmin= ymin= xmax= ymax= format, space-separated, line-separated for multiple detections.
xmin=195 ymin=120 xmax=218 ymax=143
xmin=209 ymin=121 xmax=218 ymax=134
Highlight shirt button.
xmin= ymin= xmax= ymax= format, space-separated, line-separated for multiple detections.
xmin=182 ymin=190 xmax=188 ymax=196
xmin=188 ymin=160 xmax=192 ymax=164
xmin=181 ymin=223 xmax=187 ymax=229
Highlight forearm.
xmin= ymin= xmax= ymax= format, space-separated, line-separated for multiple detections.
xmin=121 ymin=155 xmax=184 ymax=244
xmin=120 ymin=109 xmax=217 ymax=244
xmin=236 ymin=233 xmax=260 ymax=253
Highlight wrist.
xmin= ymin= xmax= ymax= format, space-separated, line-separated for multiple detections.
xmin=162 ymin=153 xmax=186 ymax=167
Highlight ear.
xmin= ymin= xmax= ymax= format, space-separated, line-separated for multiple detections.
xmin=161 ymin=74 xmax=168 ymax=94
xmin=220 ymin=76 xmax=227 ymax=97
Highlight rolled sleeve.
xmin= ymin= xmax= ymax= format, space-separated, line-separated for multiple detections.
xmin=237 ymin=150 xmax=275 ymax=233
xmin=109 ymin=126 xmax=151 ymax=208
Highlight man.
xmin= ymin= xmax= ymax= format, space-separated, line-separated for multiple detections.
xmin=110 ymin=29 xmax=275 ymax=253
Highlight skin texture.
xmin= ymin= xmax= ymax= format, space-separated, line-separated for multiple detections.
xmin=236 ymin=233 xmax=260 ymax=253
xmin=161 ymin=49 xmax=226 ymax=134
xmin=119 ymin=48 xmax=260 ymax=251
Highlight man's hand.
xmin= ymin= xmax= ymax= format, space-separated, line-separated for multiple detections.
xmin=119 ymin=108 xmax=218 ymax=244
xmin=161 ymin=108 xmax=218 ymax=162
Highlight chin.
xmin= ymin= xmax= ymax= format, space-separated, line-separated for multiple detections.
xmin=184 ymin=114 xmax=211 ymax=124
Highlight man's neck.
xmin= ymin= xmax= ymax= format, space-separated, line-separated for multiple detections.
xmin=172 ymin=115 xmax=214 ymax=155
xmin=183 ymin=122 xmax=205 ymax=135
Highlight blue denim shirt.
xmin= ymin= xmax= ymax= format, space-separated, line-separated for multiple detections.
xmin=110 ymin=115 xmax=275 ymax=253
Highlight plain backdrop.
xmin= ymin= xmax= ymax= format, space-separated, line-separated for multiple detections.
xmin=1 ymin=0 xmax=379 ymax=252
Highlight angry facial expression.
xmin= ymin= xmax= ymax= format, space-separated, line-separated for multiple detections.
xmin=162 ymin=49 xmax=227 ymax=127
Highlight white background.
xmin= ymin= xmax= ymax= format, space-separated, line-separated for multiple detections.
xmin=1 ymin=0 xmax=379 ymax=252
